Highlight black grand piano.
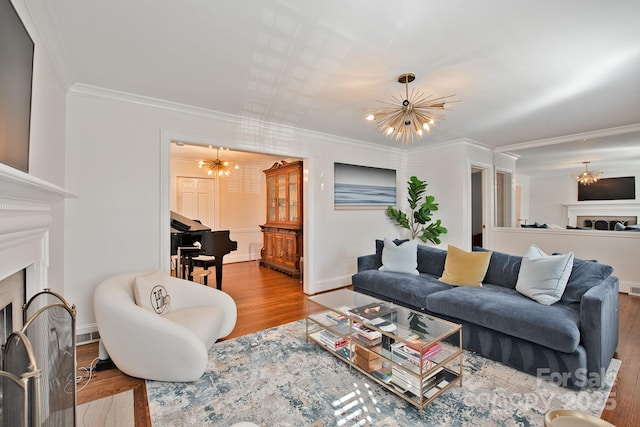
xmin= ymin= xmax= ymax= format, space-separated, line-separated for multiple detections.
xmin=170 ymin=211 xmax=238 ymax=290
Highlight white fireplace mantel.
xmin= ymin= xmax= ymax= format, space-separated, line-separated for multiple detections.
xmin=0 ymin=163 xmax=75 ymax=306
xmin=0 ymin=163 xmax=75 ymax=205
xmin=564 ymin=200 xmax=640 ymax=226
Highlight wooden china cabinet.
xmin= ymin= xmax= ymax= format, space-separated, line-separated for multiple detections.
xmin=260 ymin=160 xmax=303 ymax=278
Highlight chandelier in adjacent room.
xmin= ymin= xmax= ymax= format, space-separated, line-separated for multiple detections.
xmin=198 ymin=148 xmax=238 ymax=177
xmin=571 ymin=161 xmax=603 ymax=185
xmin=365 ymin=73 xmax=457 ymax=144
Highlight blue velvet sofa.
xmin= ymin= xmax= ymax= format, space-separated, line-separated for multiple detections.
xmin=351 ymin=240 xmax=619 ymax=389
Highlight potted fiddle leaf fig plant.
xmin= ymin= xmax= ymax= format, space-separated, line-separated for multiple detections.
xmin=386 ymin=176 xmax=447 ymax=244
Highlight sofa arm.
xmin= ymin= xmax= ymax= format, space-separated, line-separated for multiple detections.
xmin=580 ymin=275 xmax=619 ymax=386
xmin=357 ymin=254 xmax=381 ymax=272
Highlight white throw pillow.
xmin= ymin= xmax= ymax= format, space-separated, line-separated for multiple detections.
xmin=524 ymin=243 xmax=546 ymax=258
xmin=134 ymin=271 xmax=171 ymax=314
xmin=516 ymin=245 xmax=574 ymax=305
xmin=378 ymin=238 xmax=419 ymax=275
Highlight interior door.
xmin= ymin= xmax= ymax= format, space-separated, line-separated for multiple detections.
xmin=176 ymin=177 xmax=215 ymax=228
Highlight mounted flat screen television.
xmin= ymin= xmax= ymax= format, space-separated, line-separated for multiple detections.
xmin=578 ymin=176 xmax=636 ymax=201
xmin=0 ymin=0 xmax=35 ymax=173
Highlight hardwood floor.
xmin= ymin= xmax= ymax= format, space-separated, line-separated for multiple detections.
xmin=77 ymin=261 xmax=639 ymax=426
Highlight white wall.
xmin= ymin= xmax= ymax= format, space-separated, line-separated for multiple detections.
xmin=11 ymin=0 xmax=68 ymax=296
xmin=492 ymin=227 xmax=639 ymax=293
xmin=407 ymin=140 xmax=495 ymax=250
xmin=64 ymin=87 xmax=404 ymax=335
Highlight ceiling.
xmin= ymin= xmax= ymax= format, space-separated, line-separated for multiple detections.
xmin=43 ymin=0 xmax=640 ymax=173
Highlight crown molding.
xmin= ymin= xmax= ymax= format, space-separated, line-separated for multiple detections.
xmin=68 ymin=83 xmax=405 ymax=156
xmin=494 ymin=123 xmax=640 ymax=153
xmin=21 ymin=0 xmax=75 ymax=89
xmin=409 ymin=137 xmax=492 ymax=154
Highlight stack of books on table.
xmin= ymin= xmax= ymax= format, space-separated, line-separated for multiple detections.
xmin=351 ymin=322 xmax=382 ymax=347
xmin=391 ymin=365 xmax=446 ymax=398
xmin=310 ymin=330 xmax=349 ymax=351
xmin=391 ymin=341 xmax=443 ymax=371
xmin=325 ymin=310 xmax=348 ymax=325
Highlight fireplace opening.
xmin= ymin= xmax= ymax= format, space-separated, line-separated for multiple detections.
xmin=577 ymin=215 xmax=638 ymax=230
xmin=0 ymin=270 xmax=26 ymax=356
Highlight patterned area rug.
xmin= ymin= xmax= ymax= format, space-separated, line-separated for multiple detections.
xmin=146 ymin=320 xmax=619 ymax=426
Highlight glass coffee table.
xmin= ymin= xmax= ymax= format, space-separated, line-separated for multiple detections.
xmin=306 ymin=288 xmax=462 ymax=414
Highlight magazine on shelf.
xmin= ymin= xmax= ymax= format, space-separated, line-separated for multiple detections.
xmin=391 ymin=341 xmax=442 ymax=370
xmin=366 ymin=316 xmax=397 ymax=332
xmin=351 ymin=333 xmax=382 ymax=347
xmin=352 ymin=322 xmax=382 ymax=340
xmin=403 ymin=342 xmax=443 ymax=359
xmin=326 ymin=311 xmax=347 ymax=324
xmin=405 ymin=337 xmax=440 ymax=353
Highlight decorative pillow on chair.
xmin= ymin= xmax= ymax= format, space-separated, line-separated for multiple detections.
xmin=134 ymin=271 xmax=171 ymax=315
xmin=378 ymin=237 xmax=419 ymax=275
xmin=439 ymin=245 xmax=492 ymax=286
xmin=515 ymin=244 xmax=574 ymax=306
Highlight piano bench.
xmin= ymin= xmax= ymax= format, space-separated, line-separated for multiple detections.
xmin=191 ymin=269 xmax=211 ymax=285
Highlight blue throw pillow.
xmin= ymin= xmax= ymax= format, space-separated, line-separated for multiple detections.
xmin=416 ymin=244 xmax=447 ymax=276
xmin=473 ymin=247 xmax=522 ymax=289
xmin=560 ymin=257 xmax=614 ymax=304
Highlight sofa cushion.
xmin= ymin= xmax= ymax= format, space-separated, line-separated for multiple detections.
xmin=352 ymin=270 xmax=452 ymax=311
xmin=164 ymin=305 xmax=225 ymax=347
xmin=425 ymin=285 xmax=581 ymax=353
xmin=439 ymin=245 xmax=492 ymax=287
xmin=379 ymin=237 xmax=419 ymax=275
xmin=473 ymin=247 xmax=522 ymax=289
xmin=416 ymin=244 xmax=447 ymax=276
xmin=515 ymin=247 xmax=574 ymax=306
xmin=133 ymin=271 xmax=171 ymax=315
xmin=560 ymin=257 xmax=614 ymax=304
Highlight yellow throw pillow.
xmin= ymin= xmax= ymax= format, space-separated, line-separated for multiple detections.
xmin=439 ymin=245 xmax=492 ymax=286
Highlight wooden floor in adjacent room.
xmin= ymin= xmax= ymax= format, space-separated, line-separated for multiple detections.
xmin=77 ymin=261 xmax=639 ymax=427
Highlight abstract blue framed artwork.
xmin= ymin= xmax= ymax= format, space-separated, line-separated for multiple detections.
xmin=334 ymin=163 xmax=396 ymax=209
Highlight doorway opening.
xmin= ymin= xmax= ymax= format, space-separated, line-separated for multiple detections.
xmin=495 ymin=170 xmax=513 ymax=227
xmin=166 ymin=140 xmax=305 ymax=286
xmin=471 ymin=168 xmax=484 ymax=247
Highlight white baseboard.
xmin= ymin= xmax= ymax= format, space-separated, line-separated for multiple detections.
xmin=306 ymin=274 xmax=352 ymax=295
xmin=618 ymin=279 xmax=635 ymax=295
xmin=622 ymin=280 xmax=640 ymax=296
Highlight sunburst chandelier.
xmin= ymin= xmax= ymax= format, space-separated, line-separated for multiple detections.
xmin=365 ymin=73 xmax=457 ymax=144
xmin=571 ymin=161 xmax=603 ymax=185
xmin=198 ymin=148 xmax=238 ymax=177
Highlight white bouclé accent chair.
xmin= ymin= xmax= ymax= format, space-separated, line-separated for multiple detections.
xmin=94 ymin=272 xmax=237 ymax=382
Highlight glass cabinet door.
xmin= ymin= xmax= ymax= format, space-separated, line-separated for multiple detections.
xmin=267 ymin=176 xmax=276 ymax=222
xmin=278 ymin=174 xmax=287 ymax=221
xmin=288 ymin=171 xmax=298 ymax=222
